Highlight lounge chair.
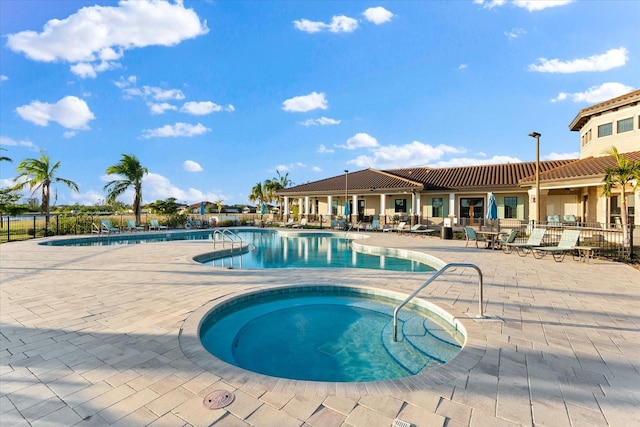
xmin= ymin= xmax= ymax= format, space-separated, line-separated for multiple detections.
xmin=531 ymin=229 xmax=581 ymax=262
xmin=494 ymin=229 xmax=519 ymax=250
xmin=100 ymin=219 xmax=120 ymax=233
xmin=391 ymin=221 xmax=407 ymax=233
xmin=547 ymin=215 xmax=562 ymax=227
xmin=292 ymin=218 xmax=307 ymax=228
xmin=409 ymin=224 xmax=437 ymax=237
xmin=280 ymin=218 xmax=295 ymax=227
xmin=563 ymin=214 xmax=577 ymax=226
xmin=126 ymin=219 xmax=145 ymax=232
xmin=149 ymin=218 xmax=168 ymax=230
xmin=464 ymin=226 xmax=487 ymax=248
xmin=365 ymin=219 xmax=380 ymax=232
xmin=502 ymin=228 xmax=546 ymax=256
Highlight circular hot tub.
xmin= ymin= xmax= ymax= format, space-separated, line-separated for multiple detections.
xmin=197 ymin=285 xmax=465 ymax=382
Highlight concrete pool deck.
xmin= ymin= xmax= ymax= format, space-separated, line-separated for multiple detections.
xmin=1 ymin=230 xmax=639 ymax=426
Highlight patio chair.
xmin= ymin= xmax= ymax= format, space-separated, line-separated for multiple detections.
xmin=149 ymin=218 xmax=168 ymax=230
xmin=365 ymin=219 xmax=380 ymax=232
xmin=392 ymin=221 xmax=408 ymax=233
xmin=531 ymin=229 xmax=581 ymax=262
xmin=126 ymin=219 xmax=145 ymax=232
xmin=464 ymin=226 xmax=487 ymax=248
xmin=410 ymin=225 xmax=437 ymax=237
xmin=547 ymin=215 xmax=562 ymax=227
xmin=292 ymin=218 xmax=307 ymax=228
xmin=502 ymin=228 xmax=546 ymax=256
xmin=100 ymin=219 xmax=120 ymax=233
xmin=280 ymin=218 xmax=295 ymax=227
xmin=494 ymin=229 xmax=519 ymax=250
xmin=563 ymin=214 xmax=577 ymax=226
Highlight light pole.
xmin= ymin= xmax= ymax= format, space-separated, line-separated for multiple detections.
xmin=344 ymin=170 xmax=349 ymax=224
xmin=528 ymin=132 xmax=541 ymax=225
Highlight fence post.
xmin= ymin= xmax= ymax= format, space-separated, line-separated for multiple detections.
xmin=630 ymin=223 xmax=635 ymax=261
xmin=32 ymin=216 xmax=36 ymax=240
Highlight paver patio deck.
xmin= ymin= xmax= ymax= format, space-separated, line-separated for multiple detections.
xmin=1 ymin=229 xmax=639 ymax=426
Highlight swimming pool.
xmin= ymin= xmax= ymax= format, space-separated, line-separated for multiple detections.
xmin=43 ymin=229 xmax=437 ymax=272
xmin=199 ymin=286 xmax=464 ymax=382
xmin=198 ymin=231 xmax=435 ymax=271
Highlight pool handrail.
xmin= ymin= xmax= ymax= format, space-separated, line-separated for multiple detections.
xmin=393 ymin=262 xmax=484 ymax=341
xmin=213 ymin=229 xmax=244 ymax=268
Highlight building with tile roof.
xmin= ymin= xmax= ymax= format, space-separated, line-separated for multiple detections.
xmin=278 ymin=90 xmax=639 ymax=229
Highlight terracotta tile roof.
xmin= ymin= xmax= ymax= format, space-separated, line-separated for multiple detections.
xmin=278 ymin=160 xmax=578 ymax=195
xmin=277 ymin=168 xmax=424 ymax=195
xmin=386 ymin=161 xmax=575 ymax=191
xmin=520 ymin=151 xmax=640 ymax=183
xmin=569 ymin=89 xmax=640 ymax=131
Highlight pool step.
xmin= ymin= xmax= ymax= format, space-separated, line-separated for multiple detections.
xmin=402 ymin=316 xmax=462 ymax=363
xmin=381 ymin=319 xmax=432 ymax=375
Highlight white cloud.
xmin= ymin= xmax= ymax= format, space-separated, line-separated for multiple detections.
xmin=348 ymin=140 xmax=465 ymax=169
xmin=16 ymin=96 xmax=95 ymax=129
xmin=301 ymin=117 xmax=341 ymax=126
xmin=543 ymin=152 xmax=579 ymax=161
xmin=317 ymin=144 xmax=335 ymax=154
xmin=70 ymin=190 xmax=104 ymax=206
xmin=63 ymin=131 xmax=76 ymax=138
xmin=513 ymin=0 xmax=574 ymax=11
xmin=431 ymin=155 xmax=521 ymax=168
xmin=142 ymin=122 xmax=210 ymax=138
xmin=505 ymin=28 xmax=526 ymax=39
xmin=293 ymin=15 xmax=358 ymax=33
xmin=0 ymin=136 xmax=36 ymax=148
xmin=551 ymin=82 xmax=634 ymax=103
xmin=339 ymin=133 xmax=379 ymax=150
xmin=363 ymin=7 xmax=394 ymax=25
xmin=312 ymin=166 xmax=322 ymax=172
xmin=181 ymin=101 xmax=234 ymax=115
xmin=148 ymin=102 xmax=177 ymax=115
xmin=143 ymin=172 xmax=225 ymax=204
xmin=114 ymin=75 xmax=137 ymax=88
xmin=458 ymin=64 xmax=468 ymax=70
xmin=7 ymin=0 xmax=208 ymax=78
xmin=474 ymin=0 xmax=573 ymax=11
xmin=183 ymin=160 xmax=203 ymax=172
xmin=125 ymin=85 xmax=185 ymax=101
xmin=529 ymin=47 xmax=628 ymax=73
xmin=0 ymin=75 xmax=8 ymax=81
xmin=282 ymin=92 xmax=328 ymax=112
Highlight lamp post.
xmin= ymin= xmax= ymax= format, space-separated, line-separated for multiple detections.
xmin=528 ymin=132 xmax=541 ymax=225
xmin=344 ymin=169 xmax=349 ymax=225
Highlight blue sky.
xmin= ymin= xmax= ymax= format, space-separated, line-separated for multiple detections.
xmin=1 ymin=0 xmax=639 ymax=207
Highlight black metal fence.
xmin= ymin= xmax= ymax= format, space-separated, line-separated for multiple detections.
xmin=2 ymin=213 xmax=637 ymax=261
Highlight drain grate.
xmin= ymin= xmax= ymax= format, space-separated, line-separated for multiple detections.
xmin=392 ymin=419 xmax=413 ymax=427
xmin=203 ymin=390 xmax=235 ymax=409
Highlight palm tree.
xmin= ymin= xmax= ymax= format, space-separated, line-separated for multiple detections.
xmin=0 ymin=147 xmax=11 ymax=163
xmin=104 ymin=154 xmax=148 ymax=224
xmin=13 ymin=150 xmax=79 ymax=227
xmin=248 ymin=182 xmax=265 ymax=206
xmin=602 ymin=146 xmax=640 ymax=245
xmin=272 ymin=170 xmax=293 ymax=219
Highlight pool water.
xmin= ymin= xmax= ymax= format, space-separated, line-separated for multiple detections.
xmin=202 ymin=232 xmax=434 ymax=271
xmin=200 ymin=289 xmax=463 ymax=382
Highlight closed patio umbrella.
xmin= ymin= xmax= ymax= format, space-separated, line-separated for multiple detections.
xmin=486 ymin=193 xmax=498 ymax=221
xmin=200 ymin=201 xmax=206 ymax=216
xmin=344 ymin=201 xmax=350 ymax=217
xmin=261 ymin=202 xmax=266 ymax=215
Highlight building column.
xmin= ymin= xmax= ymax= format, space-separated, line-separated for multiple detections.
xmin=284 ymin=197 xmax=289 ymax=220
xmin=304 ymin=196 xmax=309 ymax=217
xmin=380 ymin=194 xmax=387 ymax=224
xmin=351 ymin=194 xmax=357 ymax=222
xmin=327 ymin=195 xmax=333 ymax=217
xmin=448 ymin=193 xmax=456 ymax=225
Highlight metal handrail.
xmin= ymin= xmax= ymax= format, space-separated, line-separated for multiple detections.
xmin=213 ymin=229 xmax=244 ymax=268
xmin=393 ymin=262 xmax=484 ymax=341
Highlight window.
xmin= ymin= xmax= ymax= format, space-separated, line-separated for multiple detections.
xmin=598 ymin=122 xmax=612 ymax=137
xmin=504 ymin=197 xmax=517 ymax=219
xmin=394 ymin=199 xmax=407 ymax=213
xmin=432 ymin=198 xmax=443 ymax=217
xmin=617 ymin=117 xmax=633 ymax=133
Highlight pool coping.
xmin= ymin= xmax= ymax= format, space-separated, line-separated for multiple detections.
xmin=179 ymin=283 xmax=487 ymax=397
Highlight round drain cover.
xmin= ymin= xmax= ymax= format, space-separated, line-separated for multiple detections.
xmin=203 ymin=390 xmax=235 ymax=409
